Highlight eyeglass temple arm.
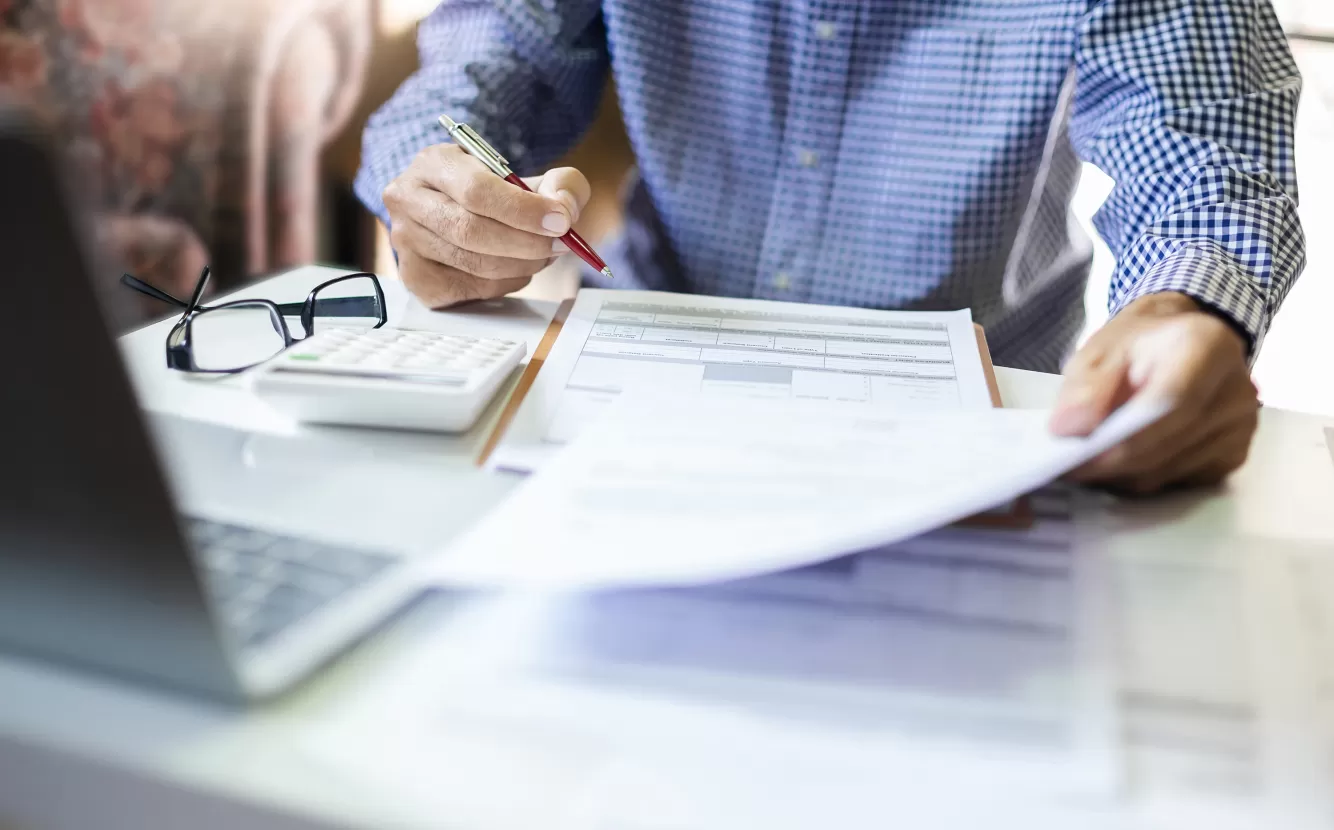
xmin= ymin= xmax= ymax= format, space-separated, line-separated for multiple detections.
xmin=273 ymin=296 xmax=383 ymax=318
xmin=121 ymin=274 xmax=189 ymax=308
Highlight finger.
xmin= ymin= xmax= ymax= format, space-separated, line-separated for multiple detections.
xmin=1105 ymin=422 xmax=1254 ymax=495
xmin=391 ymin=218 xmax=553 ymax=281
xmin=411 ymin=144 xmax=572 ymax=236
xmin=1065 ymin=316 xmax=1248 ymax=477
xmin=526 ymin=166 xmax=592 ymax=225
xmin=398 ymin=250 xmax=533 ymax=309
xmin=1050 ymin=348 xmax=1133 ymax=436
xmin=1126 ymin=382 xmax=1258 ymax=492
xmin=1068 ymin=369 xmax=1253 ymax=483
xmin=1174 ymin=435 xmax=1254 ymax=488
xmin=395 ymin=196 xmax=558 ymax=260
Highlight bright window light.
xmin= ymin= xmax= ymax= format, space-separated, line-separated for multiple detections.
xmin=379 ymin=0 xmax=440 ymax=35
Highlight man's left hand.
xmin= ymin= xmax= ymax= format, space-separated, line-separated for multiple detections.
xmin=1049 ymin=292 xmax=1259 ymax=494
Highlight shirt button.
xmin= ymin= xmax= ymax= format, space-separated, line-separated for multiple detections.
xmin=814 ymin=21 xmax=838 ymax=40
xmin=797 ymin=148 xmax=819 ymax=168
xmin=773 ymin=272 xmax=792 ymax=291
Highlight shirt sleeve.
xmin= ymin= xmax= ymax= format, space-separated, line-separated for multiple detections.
xmin=1068 ymin=0 xmax=1306 ymax=354
xmin=354 ymin=0 xmax=610 ymax=226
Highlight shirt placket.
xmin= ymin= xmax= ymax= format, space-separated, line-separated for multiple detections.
xmin=753 ymin=0 xmax=857 ymax=302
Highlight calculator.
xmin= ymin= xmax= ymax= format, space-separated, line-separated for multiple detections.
xmin=250 ymin=327 xmax=526 ymax=432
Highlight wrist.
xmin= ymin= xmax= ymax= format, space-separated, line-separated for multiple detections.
xmin=1121 ymin=291 xmax=1201 ymax=319
xmin=1124 ymin=291 xmax=1251 ymax=358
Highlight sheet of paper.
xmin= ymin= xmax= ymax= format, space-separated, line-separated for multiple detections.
xmin=304 ymin=490 xmax=1124 ymax=829
xmin=490 ymin=290 xmax=996 ymax=471
xmin=1085 ymin=518 xmax=1334 ymax=827
xmin=424 ymin=395 xmax=1167 ymax=590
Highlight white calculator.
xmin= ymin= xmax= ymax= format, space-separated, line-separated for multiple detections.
xmin=250 ymin=327 xmax=526 ymax=432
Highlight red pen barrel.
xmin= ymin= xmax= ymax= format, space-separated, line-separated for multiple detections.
xmin=503 ymin=173 xmax=610 ymax=276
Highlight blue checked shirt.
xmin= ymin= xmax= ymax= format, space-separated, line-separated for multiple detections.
xmin=357 ymin=0 xmax=1306 ymax=372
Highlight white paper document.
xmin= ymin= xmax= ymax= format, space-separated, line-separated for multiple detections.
xmin=308 ymin=491 xmax=1124 ymax=828
xmin=427 ymin=395 xmax=1167 ymax=590
xmin=491 ymin=290 xmax=995 ymax=471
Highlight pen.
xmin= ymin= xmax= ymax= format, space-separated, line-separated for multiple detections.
xmin=438 ymin=114 xmax=613 ymax=280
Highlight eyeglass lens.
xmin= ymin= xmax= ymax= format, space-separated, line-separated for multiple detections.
xmin=189 ymin=303 xmax=288 ymax=371
xmin=307 ymin=275 xmax=384 ymax=333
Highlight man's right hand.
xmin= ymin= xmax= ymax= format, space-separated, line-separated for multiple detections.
xmin=382 ymin=143 xmax=591 ymax=307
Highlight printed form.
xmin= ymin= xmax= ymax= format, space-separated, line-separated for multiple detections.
xmin=309 ymin=489 xmax=1124 ymax=827
xmin=491 ymin=290 xmax=995 ymax=471
xmin=434 ymin=396 xmax=1167 ymax=590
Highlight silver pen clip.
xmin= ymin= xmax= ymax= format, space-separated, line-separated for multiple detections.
xmin=438 ymin=114 xmax=513 ymax=178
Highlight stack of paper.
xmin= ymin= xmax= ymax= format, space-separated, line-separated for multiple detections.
xmin=308 ymin=484 xmax=1334 ymax=828
xmin=365 ymin=289 xmax=1333 ymax=826
xmin=426 ymin=394 xmax=1166 ymax=589
xmin=436 ymin=287 xmax=1162 ymax=590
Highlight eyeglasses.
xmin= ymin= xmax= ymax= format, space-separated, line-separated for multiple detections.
xmin=121 ymin=268 xmax=388 ymax=374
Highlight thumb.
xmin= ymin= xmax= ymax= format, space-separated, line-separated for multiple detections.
xmin=525 ymin=166 xmax=592 ymax=229
xmin=1050 ymin=351 xmax=1134 ymax=437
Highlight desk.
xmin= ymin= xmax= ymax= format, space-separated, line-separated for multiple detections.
xmin=3 ymin=267 xmax=1334 ymax=830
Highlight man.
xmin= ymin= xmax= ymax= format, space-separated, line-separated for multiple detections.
xmin=357 ymin=1 xmax=1305 ymax=494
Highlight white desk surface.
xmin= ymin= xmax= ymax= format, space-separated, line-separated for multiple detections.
xmin=3 ymin=266 xmax=1334 ymax=830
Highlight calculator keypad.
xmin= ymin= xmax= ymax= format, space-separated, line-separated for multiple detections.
xmin=279 ymin=328 xmax=522 ymax=384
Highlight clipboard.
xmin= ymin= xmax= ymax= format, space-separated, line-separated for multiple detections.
xmin=478 ymin=297 xmax=1033 ymax=529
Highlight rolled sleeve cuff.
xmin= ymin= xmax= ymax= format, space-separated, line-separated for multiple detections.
xmin=353 ymin=165 xmax=392 ymax=229
xmin=1112 ymin=244 xmax=1270 ymax=357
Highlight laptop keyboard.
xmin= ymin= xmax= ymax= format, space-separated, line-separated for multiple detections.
xmin=186 ymin=518 xmax=396 ymax=651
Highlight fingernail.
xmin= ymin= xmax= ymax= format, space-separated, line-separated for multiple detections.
xmin=1050 ymin=389 xmax=1092 ymax=434
xmin=552 ymin=239 xmax=567 ymax=254
xmin=542 ymin=211 xmax=570 ymax=234
xmin=1049 ymin=408 xmax=1079 ymax=434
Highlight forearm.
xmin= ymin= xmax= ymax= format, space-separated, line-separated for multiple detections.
xmin=1071 ymin=0 xmax=1306 ymax=354
xmin=355 ymin=0 xmax=608 ymax=226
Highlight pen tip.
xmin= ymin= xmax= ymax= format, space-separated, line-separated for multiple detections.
xmin=438 ymin=113 xmax=458 ymax=131
xmin=600 ymin=266 xmax=614 ymax=280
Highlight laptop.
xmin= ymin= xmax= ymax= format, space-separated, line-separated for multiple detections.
xmin=0 ymin=109 xmax=437 ymax=702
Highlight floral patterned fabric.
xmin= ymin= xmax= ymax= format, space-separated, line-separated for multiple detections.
xmin=0 ymin=0 xmax=369 ymax=317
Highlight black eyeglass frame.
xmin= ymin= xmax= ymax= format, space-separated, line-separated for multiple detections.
xmin=121 ymin=268 xmax=388 ymax=374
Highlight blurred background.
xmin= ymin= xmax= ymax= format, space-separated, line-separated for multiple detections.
xmin=0 ymin=0 xmax=1328 ymax=410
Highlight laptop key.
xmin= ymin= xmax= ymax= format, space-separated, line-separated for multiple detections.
xmin=244 ymin=585 xmax=328 ymax=648
xmin=187 ymin=519 xmax=230 ymax=545
xmin=281 ymin=562 xmax=356 ymax=599
xmin=187 ymin=518 xmax=397 ymax=652
xmin=197 ymin=544 xmax=238 ymax=573
xmin=205 ymin=569 xmax=251 ymax=604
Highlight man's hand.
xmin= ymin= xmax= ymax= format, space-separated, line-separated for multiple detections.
xmin=1050 ymin=292 xmax=1259 ymax=494
xmin=382 ymin=143 xmax=591 ymax=307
